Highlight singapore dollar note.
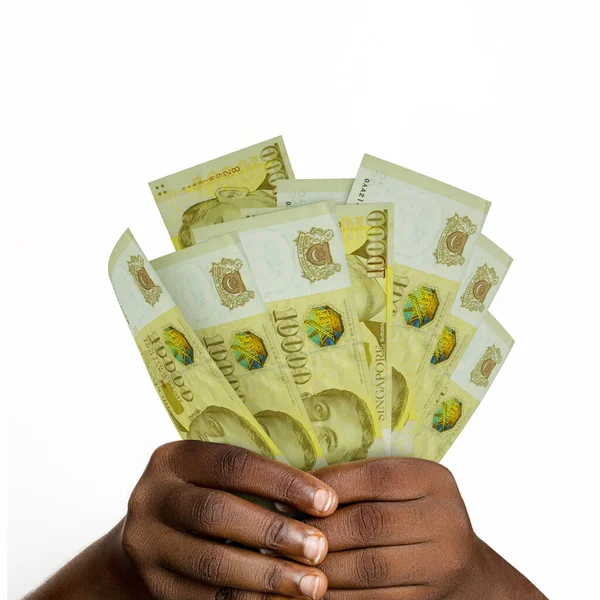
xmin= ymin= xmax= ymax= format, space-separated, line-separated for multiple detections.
xmin=149 ymin=136 xmax=294 ymax=249
xmin=413 ymin=234 xmax=512 ymax=429
xmin=346 ymin=155 xmax=491 ymax=455
xmin=413 ymin=311 xmax=514 ymax=462
xmin=336 ymin=204 xmax=394 ymax=452
xmin=277 ymin=179 xmax=353 ymax=207
xmin=269 ymin=189 xmax=395 ymax=453
xmin=151 ymin=233 xmax=326 ymax=471
xmin=109 ymin=229 xmax=283 ymax=461
xmin=191 ymin=201 xmax=385 ymax=463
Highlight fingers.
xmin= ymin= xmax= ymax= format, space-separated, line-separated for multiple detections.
xmin=319 ymin=545 xmax=431 ymax=589
xmin=323 ymin=587 xmax=429 ymax=600
xmin=145 ymin=568 xmax=301 ymax=600
xmin=162 ymin=482 xmax=328 ymax=564
xmin=157 ymin=526 xmax=328 ymax=598
xmin=168 ymin=442 xmax=338 ymax=517
xmin=303 ymin=499 xmax=433 ymax=551
xmin=311 ymin=458 xmax=454 ymax=504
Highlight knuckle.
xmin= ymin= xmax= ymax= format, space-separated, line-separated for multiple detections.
xmin=193 ymin=545 xmax=229 ymax=585
xmin=218 ymin=446 xmax=251 ymax=488
xmin=438 ymin=542 xmax=470 ymax=584
xmin=446 ymin=550 xmax=469 ymax=578
xmin=358 ymin=460 xmax=378 ymax=496
xmin=404 ymin=502 xmax=425 ymax=527
xmin=192 ymin=489 xmax=229 ymax=534
xmin=434 ymin=496 xmax=471 ymax=534
xmin=263 ymin=562 xmax=285 ymax=592
xmin=121 ymin=519 xmax=149 ymax=563
xmin=360 ymin=459 xmax=396 ymax=497
xmin=349 ymin=503 xmax=385 ymax=545
xmin=261 ymin=516 xmax=289 ymax=551
xmin=144 ymin=568 xmax=178 ymax=600
xmin=431 ymin=463 xmax=457 ymax=491
xmin=148 ymin=442 xmax=178 ymax=472
xmin=277 ymin=469 xmax=308 ymax=504
xmin=220 ymin=591 xmax=269 ymax=600
xmin=127 ymin=485 xmax=148 ymax=516
xmin=356 ymin=548 xmax=389 ymax=587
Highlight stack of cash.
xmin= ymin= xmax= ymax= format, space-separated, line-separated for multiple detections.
xmin=109 ymin=136 xmax=514 ymax=469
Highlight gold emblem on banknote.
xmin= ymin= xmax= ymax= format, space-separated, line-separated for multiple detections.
xmin=127 ymin=255 xmax=162 ymax=306
xmin=210 ymin=258 xmax=255 ymax=309
xmin=294 ymin=227 xmax=341 ymax=282
xmin=460 ymin=264 xmax=499 ymax=312
xmin=434 ymin=214 xmax=477 ymax=266
xmin=470 ymin=345 xmax=502 ymax=387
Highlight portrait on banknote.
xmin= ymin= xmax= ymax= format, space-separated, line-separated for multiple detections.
xmin=303 ymin=388 xmax=376 ymax=464
xmin=187 ymin=405 xmax=276 ymax=459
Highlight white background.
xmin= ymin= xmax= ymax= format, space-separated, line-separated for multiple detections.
xmin=3 ymin=1 xmax=599 ymax=598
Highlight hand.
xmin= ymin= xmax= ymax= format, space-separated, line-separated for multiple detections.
xmin=118 ymin=441 xmax=339 ymax=599
xmin=303 ymin=458 xmax=546 ymax=600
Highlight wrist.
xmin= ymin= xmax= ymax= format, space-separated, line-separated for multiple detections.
xmin=462 ymin=537 xmax=547 ymax=600
xmin=25 ymin=519 xmax=150 ymax=600
xmin=103 ymin=518 xmax=152 ymax=599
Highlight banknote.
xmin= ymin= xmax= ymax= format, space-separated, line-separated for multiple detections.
xmin=190 ymin=201 xmax=386 ymax=463
xmin=346 ymin=155 xmax=491 ymax=455
xmin=108 ymin=229 xmax=283 ymax=461
xmin=413 ymin=234 xmax=512 ymax=429
xmin=240 ymin=203 xmax=394 ymax=451
xmin=413 ymin=311 xmax=514 ymax=462
xmin=151 ymin=233 xmax=326 ymax=471
xmin=149 ymin=137 xmax=294 ymax=250
xmin=277 ymin=179 xmax=353 ymax=207
xmin=336 ymin=205 xmax=394 ymax=450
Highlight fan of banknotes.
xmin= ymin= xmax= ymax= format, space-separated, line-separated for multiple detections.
xmin=109 ymin=136 xmax=513 ymax=470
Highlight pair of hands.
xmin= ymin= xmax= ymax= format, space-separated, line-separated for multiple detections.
xmin=118 ymin=441 xmax=507 ymax=599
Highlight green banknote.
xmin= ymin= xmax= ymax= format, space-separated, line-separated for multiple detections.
xmin=346 ymin=155 xmax=491 ymax=455
xmin=413 ymin=311 xmax=514 ymax=462
xmin=149 ymin=137 xmax=294 ymax=250
xmin=191 ymin=201 xmax=385 ymax=463
xmin=109 ymin=229 xmax=283 ymax=461
xmin=277 ymin=179 xmax=353 ymax=207
xmin=413 ymin=235 xmax=512 ymax=430
xmin=151 ymin=233 xmax=326 ymax=471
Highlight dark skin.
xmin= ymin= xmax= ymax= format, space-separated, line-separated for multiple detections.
xmin=26 ymin=442 xmax=547 ymax=600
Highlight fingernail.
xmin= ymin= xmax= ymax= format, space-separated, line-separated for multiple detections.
xmin=312 ymin=488 xmax=334 ymax=514
xmin=299 ymin=574 xmax=321 ymax=599
xmin=259 ymin=548 xmax=276 ymax=556
xmin=303 ymin=534 xmax=326 ymax=563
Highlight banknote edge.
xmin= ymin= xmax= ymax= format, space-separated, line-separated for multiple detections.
xmin=278 ymin=178 xmax=354 ymax=193
xmin=148 ymin=135 xmax=289 ymax=188
xmin=482 ymin=311 xmax=515 ymax=347
xmin=151 ymin=232 xmax=241 ymax=270
xmin=108 ymin=229 xmax=134 ymax=277
xmin=479 ymin=234 xmax=514 ymax=267
xmin=192 ymin=200 xmax=336 ymax=243
xmin=360 ymin=154 xmax=492 ymax=214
